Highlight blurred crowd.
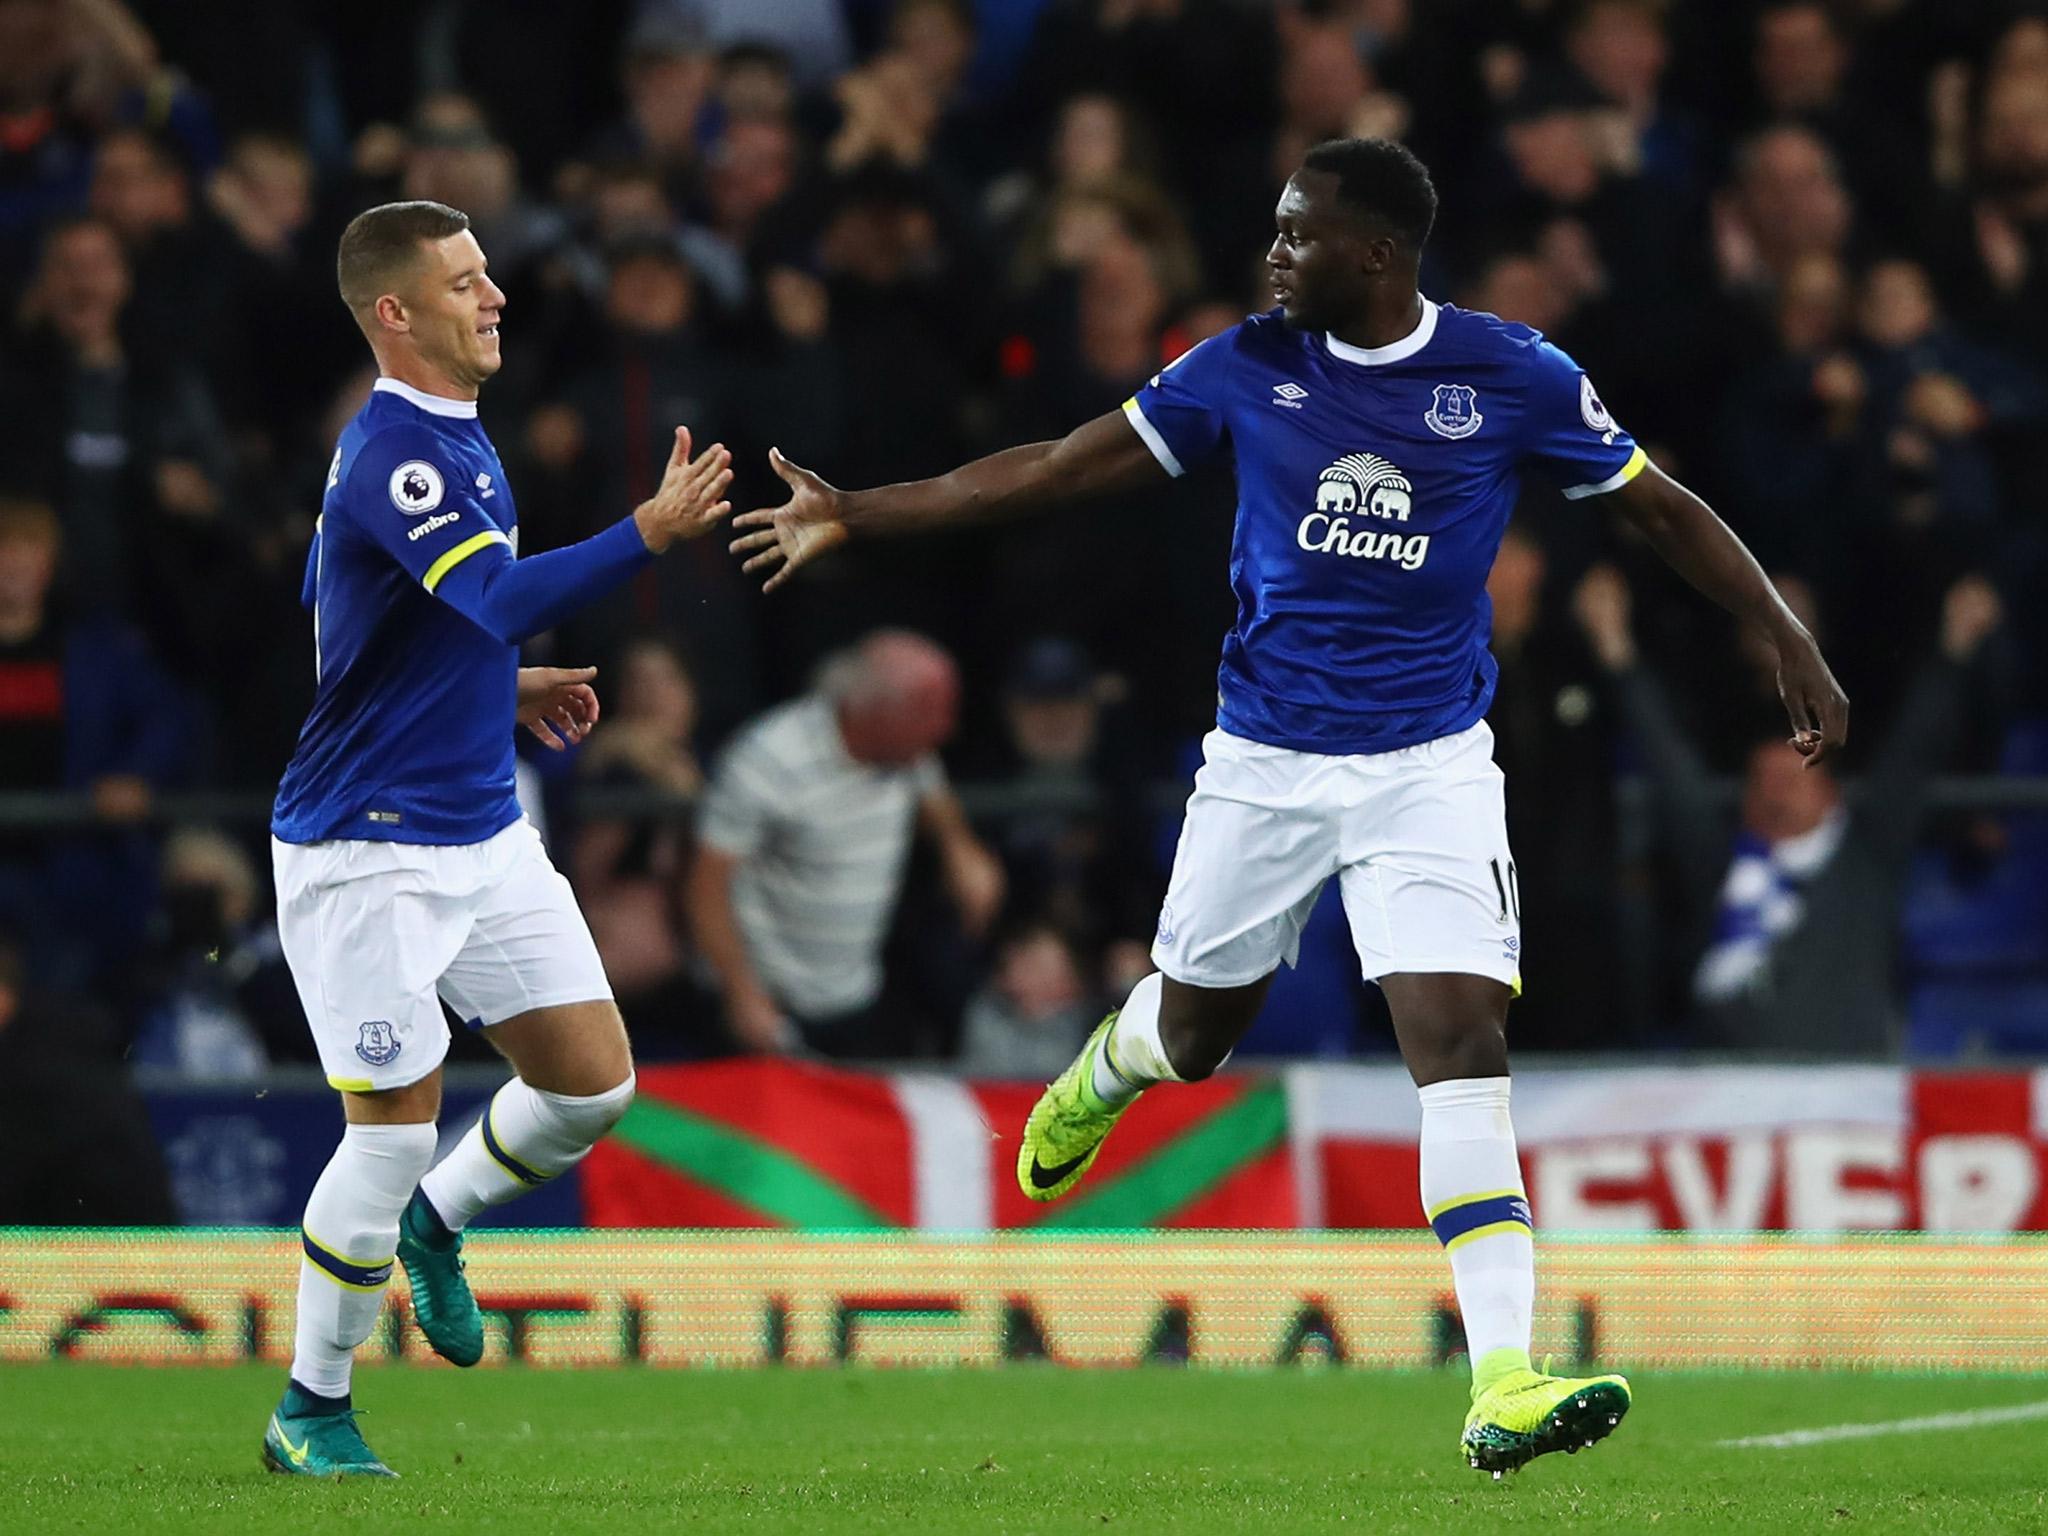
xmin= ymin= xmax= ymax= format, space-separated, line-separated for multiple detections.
xmin=0 ymin=0 xmax=2043 ymax=1100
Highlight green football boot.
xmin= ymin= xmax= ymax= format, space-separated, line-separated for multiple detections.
xmin=1461 ymin=1349 xmax=1632 ymax=1477
xmin=261 ymin=1383 xmax=397 ymax=1478
xmin=396 ymin=1190 xmax=484 ymax=1366
xmin=1017 ymin=1011 xmax=1138 ymax=1202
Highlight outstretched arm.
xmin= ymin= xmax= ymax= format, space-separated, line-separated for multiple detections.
xmin=729 ymin=409 xmax=1166 ymax=591
xmin=1606 ymin=462 xmax=1850 ymax=766
xmin=427 ymin=429 xmax=731 ymax=645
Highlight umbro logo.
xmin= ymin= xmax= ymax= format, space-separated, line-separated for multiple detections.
xmin=475 ymin=472 xmax=496 ymax=499
xmin=1272 ymin=381 xmax=1309 ymax=409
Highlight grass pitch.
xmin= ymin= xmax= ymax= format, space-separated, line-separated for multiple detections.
xmin=7 ymin=1365 xmax=2047 ymax=1535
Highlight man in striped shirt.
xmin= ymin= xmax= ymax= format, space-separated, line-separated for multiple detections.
xmin=688 ymin=630 xmax=1004 ymax=1054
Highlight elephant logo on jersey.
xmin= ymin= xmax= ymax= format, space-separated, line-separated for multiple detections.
xmin=1301 ymin=453 xmax=1431 ymax=570
xmin=1314 ymin=453 xmax=1413 ymax=522
xmin=1424 ymin=383 xmax=1483 ymax=440
xmin=389 ymin=460 xmax=444 ymax=515
xmin=355 ymin=1020 xmax=402 ymax=1066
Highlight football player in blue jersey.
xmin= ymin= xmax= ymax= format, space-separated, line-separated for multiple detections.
xmin=734 ymin=139 xmax=1848 ymax=1474
xmin=261 ymin=200 xmax=733 ymax=1479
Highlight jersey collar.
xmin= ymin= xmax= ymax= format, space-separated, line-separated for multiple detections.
xmin=373 ymin=377 xmax=479 ymax=418
xmin=1323 ymin=299 xmax=1439 ymax=367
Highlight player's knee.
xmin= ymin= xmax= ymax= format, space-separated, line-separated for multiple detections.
xmin=1419 ymin=1024 xmax=1508 ymax=1085
xmin=608 ymin=1068 xmax=637 ymax=1115
xmin=582 ymin=1069 xmax=636 ymax=1136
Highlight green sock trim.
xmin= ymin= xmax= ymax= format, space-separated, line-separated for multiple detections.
xmin=1472 ymin=1346 xmax=1532 ymax=1396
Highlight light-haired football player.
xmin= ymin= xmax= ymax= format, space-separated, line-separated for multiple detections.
xmin=734 ymin=139 xmax=1848 ymax=1475
xmin=263 ymin=200 xmax=732 ymax=1478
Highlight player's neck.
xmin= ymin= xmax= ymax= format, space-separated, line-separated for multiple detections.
xmin=376 ymin=354 xmax=480 ymax=405
xmin=1327 ymin=290 xmax=1424 ymax=353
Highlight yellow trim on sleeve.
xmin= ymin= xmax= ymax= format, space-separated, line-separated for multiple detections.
xmin=421 ymin=530 xmax=511 ymax=592
xmin=1563 ymin=445 xmax=1649 ymax=500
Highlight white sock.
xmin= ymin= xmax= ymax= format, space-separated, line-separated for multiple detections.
xmin=292 ymin=1122 xmax=437 ymax=1398
xmin=1089 ymin=972 xmax=1185 ymax=1106
xmin=1418 ymin=1076 xmax=1535 ymax=1386
xmin=418 ymin=1074 xmax=636 ymax=1232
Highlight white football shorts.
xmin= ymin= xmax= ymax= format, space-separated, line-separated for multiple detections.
xmin=273 ymin=816 xmax=613 ymax=1091
xmin=1150 ymin=721 xmax=1522 ymax=991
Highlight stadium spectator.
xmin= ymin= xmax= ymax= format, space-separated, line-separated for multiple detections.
xmin=700 ymin=116 xmax=803 ymax=281
xmin=984 ymin=90 xmax=1156 ymax=240
xmin=1272 ymin=18 xmax=1408 ymax=182
xmin=1578 ymin=566 xmax=2006 ymax=1051
xmin=717 ymin=41 xmax=798 ymax=128
xmin=681 ymin=0 xmax=854 ymax=86
xmin=0 ymin=214 xmax=232 ymax=624
xmin=883 ymin=0 xmax=995 ymax=186
xmin=1938 ymin=40 xmax=2048 ymax=371
xmin=1484 ymin=526 xmax=1619 ymax=1050
xmin=0 ymin=0 xmax=216 ymax=306
xmin=570 ymin=634 xmax=707 ymax=1051
xmin=1013 ymin=0 xmax=1279 ymax=287
xmin=805 ymin=164 xmax=983 ymax=500
xmin=1718 ymin=251 xmax=1864 ymax=583
xmin=0 ymin=496 xmax=186 ymax=989
xmin=397 ymin=95 xmax=568 ymax=283
xmin=1854 ymin=257 xmax=2043 ymax=536
xmin=1714 ymin=125 xmax=1854 ymax=309
xmin=571 ymin=10 xmax=720 ymax=210
xmin=1749 ymin=0 xmax=1924 ymax=241
xmin=1564 ymin=0 xmax=1702 ymax=207
xmin=974 ymin=638 xmax=1155 ymax=969
xmin=956 ymin=920 xmax=1099 ymax=1079
xmin=0 ymin=930 xmax=176 ymax=1224
xmin=130 ymin=826 xmax=302 ymax=1078
xmin=528 ymin=231 xmax=824 ymax=732
xmin=1490 ymin=71 xmax=1695 ymax=319
xmin=203 ymin=132 xmax=359 ymax=442
xmin=686 ymin=631 xmax=1003 ymax=1056
xmin=87 ymin=126 xmax=240 ymax=384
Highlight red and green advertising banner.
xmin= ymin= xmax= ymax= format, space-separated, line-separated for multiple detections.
xmin=583 ymin=1061 xmax=2048 ymax=1233
xmin=583 ymin=1060 xmax=1293 ymax=1230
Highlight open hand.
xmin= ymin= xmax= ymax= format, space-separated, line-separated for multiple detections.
xmin=727 ymin=447 xmax=851 ymax=592
xmin=633 ymin=427 xmax=733 ymax=552
xmin=517 ymin=665 xmax=600 ymax=750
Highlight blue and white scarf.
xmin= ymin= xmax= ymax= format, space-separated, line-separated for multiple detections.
xmin=1694 ymin=808 xmax=1848 ymax=1004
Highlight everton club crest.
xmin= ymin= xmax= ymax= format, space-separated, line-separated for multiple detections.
xmin=1424 ymin=383 xmax=1483 ymax=440
xmin=355 ymin=1020 xmax=402 ymax=1066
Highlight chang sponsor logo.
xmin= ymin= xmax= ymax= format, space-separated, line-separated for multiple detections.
xmin=1298 ymin=452 xmax=1430 ymax=570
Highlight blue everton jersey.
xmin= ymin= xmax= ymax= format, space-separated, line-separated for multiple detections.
xmin=1125 ymin=301 xmax=1645 ymax=755
xmin=272 ymin=378 xmax=523 ymax=845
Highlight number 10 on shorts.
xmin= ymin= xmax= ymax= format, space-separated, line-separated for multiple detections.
xmin=1489 ymin=858 xmax=1520 ymax=924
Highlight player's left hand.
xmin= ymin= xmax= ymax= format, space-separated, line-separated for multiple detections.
xmin=517 ymin=665 xmax=601 ymax=751
xmin=1775 ymin=633 xmax=1849 ymax=769
xmin=728 ymin=447 xmax=851 ymax=593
